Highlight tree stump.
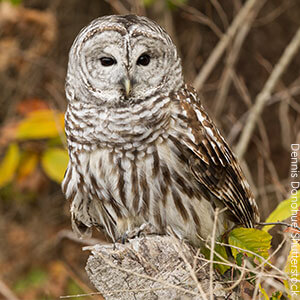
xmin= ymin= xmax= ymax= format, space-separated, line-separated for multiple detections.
xmin=85 ymin=236 xmax=237 ymax=299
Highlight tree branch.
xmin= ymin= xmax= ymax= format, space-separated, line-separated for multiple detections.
xmin=236 ymin=26 xmax=300 ymax=159
xmin=193 ymin=0 xmax=261 ymax=91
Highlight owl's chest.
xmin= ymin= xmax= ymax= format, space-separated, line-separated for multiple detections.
xmin=66 ymin=95 xmax=173 ymax=149
xmin=73 ymin=137 xmax=225 ymax=243
xmin=76 ymin=135 xmax=194 ymax=210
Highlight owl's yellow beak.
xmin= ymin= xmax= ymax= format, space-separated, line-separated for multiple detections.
xmin=124 ymin=78 xmax=131 ymax=98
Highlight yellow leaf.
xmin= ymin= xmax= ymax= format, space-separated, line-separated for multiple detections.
xmin=259 ymin=284 xmax=269 ymax=300
xmin=228 ymin=228 xmax=272 ymax=261
xmin=41 ymin=148 xmax=69 ymax=183
xmin=16 ymin=109 xmax=65 ymax=140
xmin=0 ymin=143 xmax=20 ymax=187
xmin=17 ymin=152 xmax=39 ymax=181
xmin=263 ymin=190 xmax=300 ymax=232
xmin=284 ymin=240 xmax=300 ymax=299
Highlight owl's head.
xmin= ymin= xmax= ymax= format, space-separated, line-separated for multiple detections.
xmin=66 ymin=15 xmax=183 ymax=107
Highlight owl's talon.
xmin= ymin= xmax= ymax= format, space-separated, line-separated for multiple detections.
xmin=137 ymin=223 xmax=157 ymax=237
xmin=117 ymin=223 xmax=157 ymax=243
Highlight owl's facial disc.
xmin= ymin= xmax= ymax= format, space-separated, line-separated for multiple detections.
xmin=72 ymin=18 xmax=183 ymax=106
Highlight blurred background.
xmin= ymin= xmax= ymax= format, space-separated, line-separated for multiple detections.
xmin=0 ymin=0 xmax=299 ymax=299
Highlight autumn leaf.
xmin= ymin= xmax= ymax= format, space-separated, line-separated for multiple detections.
xmin=16 ymin=109 xmax=65 ymax=140
xmin=17 ymin=151 xmax=39 ymax=180
xmin=284 ymin=207 xmax=300 ymax=235
xmin=284 ymin=240 xmax=300 ymax=299
xmin=41 ymin=148 xmax=69 ymax=183
xmin=259 ymin=284 xmax=269 ymax=300
xmin=263 ymin=190 xmax=300 ymax=232
xmin=16 ymin=98 xmax=49 ymax=116
xmin=0 ymin=143 xmax=20 ymax=187
xmin=228 ymin=228 xmax=272 ymax=261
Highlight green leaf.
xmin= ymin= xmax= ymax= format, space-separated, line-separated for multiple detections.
xmin=202 ymin=239 xmax=230 ymax=274
xmin=270 ymin=291 xmax=282 ymax=300
xmin=41 ymin=148 xmax=69 ymax=183
xmin=67 ymin=279 xmax=87 ymax=299
xmin=0 ymin=0 xmax=22 ymax=5
xmin=263 ymin=190 xmax=300 ymax=232
xmin=167 ymin=0 xmax=187 ymax=9
xmin=236 ymin=252 xmax=244 ymax=267
xmin=16 ymin=109 xmax=64 ymax=140
xmin=0 ymin=143 xmax=20 ymax=188
xmin=14 ymin=268 xmax=47 ymax=292
xmin=228 ymin=228 xmax=272 ymax=261
xmin=143 ymin=0 xmax=156 ymax=6
xmin=10 ymin=0 xmax=22 ymax=5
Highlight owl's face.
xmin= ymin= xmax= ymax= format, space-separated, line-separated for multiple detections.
xmin=67 ymin=15 xmax=183 ymax=107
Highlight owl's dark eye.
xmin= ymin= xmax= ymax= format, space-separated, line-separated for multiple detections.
xmin=137 ymin=53 xmax=151 ymax=66
xmin=100 ymin=57 xmax=116 ymax=66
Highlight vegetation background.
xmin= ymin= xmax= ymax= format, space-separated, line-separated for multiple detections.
xmin=0 ymin=0 xmax=299 ymax=299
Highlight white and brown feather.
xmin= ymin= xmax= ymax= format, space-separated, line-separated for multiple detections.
xmin=62 ymin=15 xmax=259 ymax=246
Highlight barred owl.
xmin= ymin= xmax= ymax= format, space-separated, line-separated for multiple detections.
xmin=62 ymin=15 xmax=259 ymax=246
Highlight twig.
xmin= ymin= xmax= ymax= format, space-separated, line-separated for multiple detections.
xmin=255 ymin=235 xmax=287 ymax=272
xmin=196 ymin=230 xmax=288 ymax=282
xmin=172 ymin=237 xmax=208 ymax=300
xmin=255 ymin=53 xmax=294 ymax=151
xmin=179 ymin=4 xmax=223 ymax=38
xmin=221 ymin=260 xmax=246 ymax=292
xmin=214 ymin=0 xmax=266 ymax=117
xmin=228 ymin=75 xmax=300 ymax=144
xmin=193 ymin=0 xmax=261 ymax=91
xmin=252 ymin=273 xmax=262 ymax=299
xmin=104 ymin=0 xmax=129 ymax=14
xmin=0 ymin=279 xmax=21 ymax=300
xmin=209 ymin=0 xmax=229 ymax=29
xmin=197 ymin=256 xmax=286 ymax=281
xmin=203 ymin=237 xmax=287 ymax=278
xmin=209 ymin=208 xmax=219 ymax=300
xmin=254 ymin=0 xmax=293 ymax=27
xmin=60 ymin=292 xmax=102 ymax=298
xmin=56 ymin=229 xmax=101 ymax=246
xmin=236 ymin=26 xmax=300 ymax=159
xmin=259 ymin=222 xmax=300 ymax=232
xmin=60 ymin=287 xmax=171 ymax=299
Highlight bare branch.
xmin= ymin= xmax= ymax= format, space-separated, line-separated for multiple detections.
xmin=193 ymin=0 xmax=262 ymax=91
xmin=209 ymin=0 xmax=229 ymax=29
xmin=236 ymin=26 xmax=300 ymax=159
xmin=214 ymin=0 xmax=266 ymax=117
xmin=259 ymin=222 xmax=300 ymax=232
xmin=0 ymin=279 xmax=20 ymax=300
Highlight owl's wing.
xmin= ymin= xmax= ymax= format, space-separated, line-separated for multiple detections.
xmin=174 ymin=85 xmax=259 ymax=228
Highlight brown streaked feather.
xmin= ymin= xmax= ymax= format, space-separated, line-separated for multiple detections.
xmin=175 ymin=85 xmax=259 ymax=228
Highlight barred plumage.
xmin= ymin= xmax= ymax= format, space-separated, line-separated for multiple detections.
xmin=62 ymin=15 xmax=259 ymax=246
